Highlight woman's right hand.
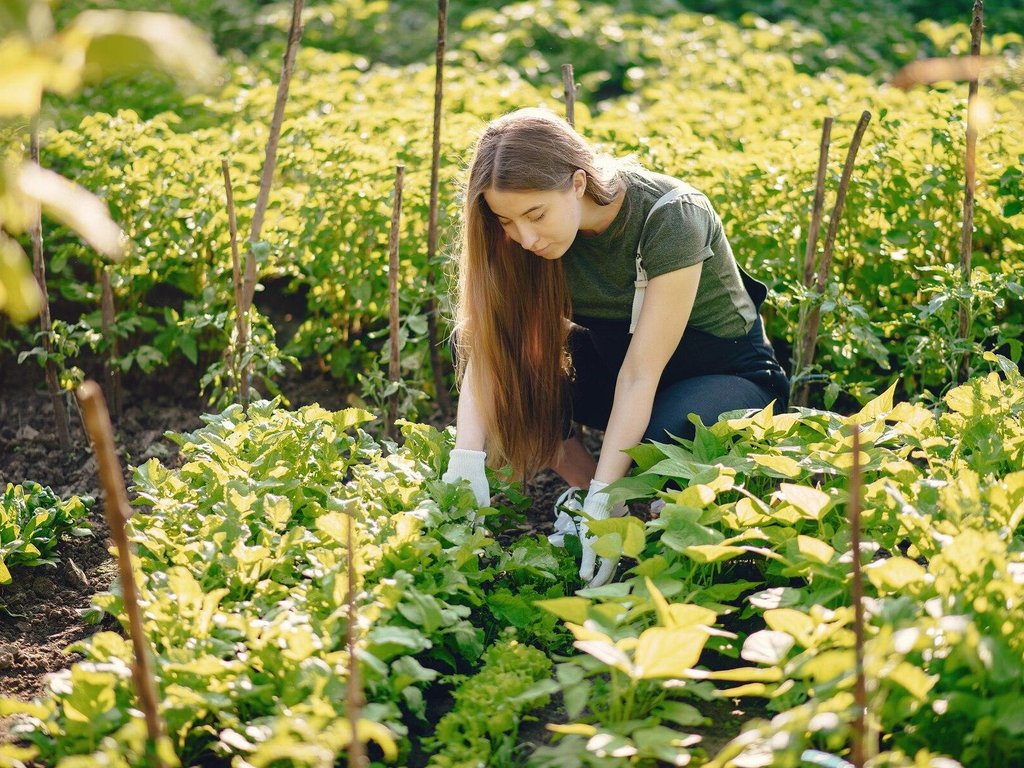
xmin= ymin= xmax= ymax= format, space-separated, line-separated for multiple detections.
xmin=441 ymin=448 xmax=490 ymax=508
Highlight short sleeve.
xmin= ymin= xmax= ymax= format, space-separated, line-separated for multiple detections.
xmin=638 ymin=198 xmax=718 ymax=280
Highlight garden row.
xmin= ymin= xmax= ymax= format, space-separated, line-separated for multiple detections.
xmin=6 ymin=0 xmax=1023 ymax=415
xmin=3 ymin=357 xmax=1022 ymax=766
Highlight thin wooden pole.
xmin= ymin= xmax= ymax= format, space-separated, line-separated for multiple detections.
xmin=804 ymin=118 xmax=833 ymax=289
xmin=345 ymin=512 xmax=366 ymax=768
xmin=387 ymin=165 xmax=406 ymax=437
xmin=99 ymin=267 xmax=122 ymax=419
xmin=248 ymin=0 xmax=305 ymax=253
xmin=29 ymin=119 xmax=72 ymax=448
xmin=957 ymin=0 xmax=984 ymax=384
xmin=562 ymin=64 xmax=576 ymax=128
xmin=238 ymin=0 xmax=304 ymax=404
xmin=221 ymin=158 xmax=248 ymax=404
xmin=792 ymin=118 xmax=833 ymax=406
xmin=426 ymin=0 xmax=453 ymax=418
xmin=795 ymin=111 xmax=872 ymax=407
xmin=76 ymin=381 xmax=166 ymax=768
xmin=850 ymin=424 xmax=866 ymax=767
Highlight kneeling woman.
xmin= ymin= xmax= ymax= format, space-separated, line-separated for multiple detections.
xmin=442 ymin=107 xmax=789 ymax=586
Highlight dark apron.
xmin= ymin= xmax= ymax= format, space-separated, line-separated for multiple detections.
xmin=566 ymin=267 xmax=790 ymax=433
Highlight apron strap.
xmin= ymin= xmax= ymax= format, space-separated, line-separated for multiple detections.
xmin=630 ymin=187 xmax=688 ymax=334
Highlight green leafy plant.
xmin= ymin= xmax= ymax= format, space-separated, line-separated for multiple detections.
xmin=0 ymin=482 xmax=93 ymax=583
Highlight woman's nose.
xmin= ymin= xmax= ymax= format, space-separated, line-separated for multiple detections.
xmin=517 ymin=224 xmax=538 ymax=249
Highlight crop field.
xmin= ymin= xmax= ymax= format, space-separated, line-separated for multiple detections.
xmin=1 ymin=0 xmax=1023 ymax=766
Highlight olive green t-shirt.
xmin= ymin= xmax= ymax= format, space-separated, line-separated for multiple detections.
xmin=562 ymin=168 xmax=759 ymax=338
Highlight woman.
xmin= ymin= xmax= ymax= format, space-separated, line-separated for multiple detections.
xmin=442 ymin=107 xmax=789 ymax=586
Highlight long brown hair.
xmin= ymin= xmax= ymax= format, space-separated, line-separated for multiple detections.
xmin=452 ymin=108 xmax=621 ymax=479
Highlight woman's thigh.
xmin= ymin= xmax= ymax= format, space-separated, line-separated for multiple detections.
xmin=644 ymin=374 xmax=776 ymax=442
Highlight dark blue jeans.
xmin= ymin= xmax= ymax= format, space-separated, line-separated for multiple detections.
xmin=565 ymin=272 xmax=789 ymax=442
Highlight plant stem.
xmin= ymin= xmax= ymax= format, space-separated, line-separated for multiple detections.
xmin=76 ymin=381 xmax=166 ymax=768
xmin=387 ymin=164 xmax=406 ymax=438
xmin=957 ymin=0 xmax=984 ymax=384
xmin=426 ymin=0 xmax=453 ymax=419
xmin=29 ymin=118 xmax=72 ymax=448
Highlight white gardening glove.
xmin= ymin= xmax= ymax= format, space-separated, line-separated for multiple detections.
xmin=578 ymin=480 xmax=617 ymax=588
xmin=441 ymin=448 xmax=490 ymax=508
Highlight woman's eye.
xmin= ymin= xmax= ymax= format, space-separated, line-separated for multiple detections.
xmin=530 ymin=213 xmax=545 ymax=222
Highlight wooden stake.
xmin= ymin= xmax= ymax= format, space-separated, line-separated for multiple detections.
xmin=237 ymin=0 xmax=305 ymax=404
xmin=99 ymin=267 xmax=122 ymax=419
xmin=792 ymin=118 xmax=833 ymax=406
xmin=958 ymin=0 xmax=984 ymax=384
xmin=248 ymin=0 xmax=305 ymax=253
xmin=803 ymin=118 xmax=833 ymax=289
xmin=387 ymin=165 xmax=406 ymax=438
xmin=28 ymin=119 xmax=72 ymax=448
xmin=562 ymin=64 xmax=577 ymax=127
xmin=345 ymin=512 xmax=367 ymax=767
xmin=426 ymin=0 xmax=453 ymax=418
xmin=795 ymin=111 xmax=871 ymax=407
xmin=76 ymin=381 xmax=166 ymax=768
xmin=221 ymin=159 xmax=248 ymax=404
xmin=850 ymin=424 xmax=866 ymax=767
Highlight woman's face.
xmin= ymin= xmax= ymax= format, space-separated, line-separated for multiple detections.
xmin=482 ymin=171 xmax=586 ymax=260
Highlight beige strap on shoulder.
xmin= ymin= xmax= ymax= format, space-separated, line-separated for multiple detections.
xmin=630 ymin=188 xmax=687 ymax=334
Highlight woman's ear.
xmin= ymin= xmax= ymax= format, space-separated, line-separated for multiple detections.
xmin=573 ymin=169 xmax=587 ymax=198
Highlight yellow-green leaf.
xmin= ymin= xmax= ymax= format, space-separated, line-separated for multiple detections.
xmin=750 ymin=453 xmax=802 ymax=478
xmin=634 ymin=627 xmax=707 ymax=679
xmin=799 ymin=650 xmax=855 ymax=683
xmin=536 ymin=597 xmax=590 ymax=624
xmin=0 ymin=235 xmax=42 ymax=323
xmin=764 ymin=608 xmax=815 ymax=647
xmin=684 ymin=544 xmax=746 ymax=563
xmin=866 ymin=556 xmax=927 ymax=593
xmin=797 ymin=535 xmax=835 ymax=564
xmin=775 ymin=483 xmax=831 ymax=521
xmin=887 ymin=661 xmax=937 ymax=700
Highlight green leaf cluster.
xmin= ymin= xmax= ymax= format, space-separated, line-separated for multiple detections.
xmin=0 ymin=481 xmax=93 ymax=584
xmin=0 ymin=403 xmax=574 ymax=766
xmin=423 ymin=637 xmax=554 ymax=768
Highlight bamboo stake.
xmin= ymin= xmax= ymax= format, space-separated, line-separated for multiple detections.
xmin=221 ymin=159 xmax=248 ymax=404
xmin=345 ymin=512 xmax=366 ymax=768
xmin=803 ymin=118 xmax=833 ymax=289
xmin=248 ymin=0 xmax=305 ymax=255
xmin=792 ymin=118 xmax=833 ymax=405
xmin=562 ymin=64 xmax=577 ymax=128
xmin=387 ymin=165 xmax=406 ymax=438
xmin=426 ymin=0 xmax=453 ymax=418
xmin=794 ymin=111 xmax=872 ymax=407
xmin=76 ymin=381 xmax=166 ymax=768
xmin=99 ymin=268 xmax=122 ymax=419
xmin=29 ymin=120 xmax=72 ymax=448
xmin=957 ymin=0 xmax=984 ymax=384
xmin=236 ymin=0 xmax=305 ymax=404
xmin=850 ymin=424 xmax=866 ymax=767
